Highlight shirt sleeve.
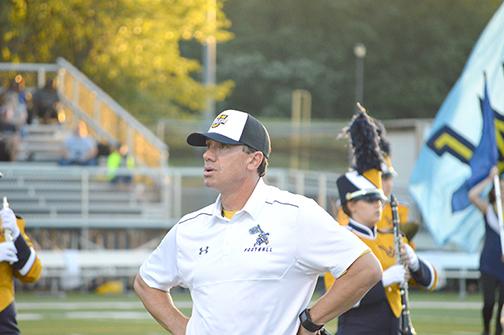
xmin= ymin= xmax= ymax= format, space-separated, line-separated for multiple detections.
xmin=139 ymin=224 xmax=181 ymax=291
xmin=13 ymin=217 xmax=42 ymax=283
xmin=295 ymin=199 xmax=369 ymax=278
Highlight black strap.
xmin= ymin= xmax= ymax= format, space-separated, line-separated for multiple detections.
xmin=299 ymin=308 xmax=324 ymax=332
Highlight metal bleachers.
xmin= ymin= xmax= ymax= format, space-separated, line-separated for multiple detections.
xmin=0 ymin=164 xmax=167 ymax=223
xmin=16 ymin=124 xmax=67 ymax=162
xmin=0 ymin=59 xmax=168 ymax=167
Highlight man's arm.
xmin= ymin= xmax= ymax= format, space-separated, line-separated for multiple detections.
xmin=133 ymin=274 xmax=188 ymax=335
xmin=298 ymin=252 xmax=382 ymax=334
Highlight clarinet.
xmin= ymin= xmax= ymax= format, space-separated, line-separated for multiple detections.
xmin=390 ymin=194 xmax=416 ymax=335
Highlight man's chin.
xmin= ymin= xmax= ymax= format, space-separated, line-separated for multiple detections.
xmin=203 ymin=178 xmax=215 ymax=188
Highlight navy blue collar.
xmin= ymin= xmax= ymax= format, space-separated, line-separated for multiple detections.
xmin=348 ymin=219 xmax=377 ymax=239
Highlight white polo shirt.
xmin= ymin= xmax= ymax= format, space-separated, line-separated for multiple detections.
xmin=140 ymin=179 xmax=368 ymax=335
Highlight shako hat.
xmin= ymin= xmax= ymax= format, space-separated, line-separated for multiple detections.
xmin=373 ymin=118 xmax=397 ymax=177
xmin=337 ymin=104 xmax=387 ymax=204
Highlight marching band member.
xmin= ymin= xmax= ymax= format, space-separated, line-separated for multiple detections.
xmin=468 ymin=166 xmax=504 ymax=335
xmin=335 ymin=119 xmax=418 ymax=242
xmin=0 ymin=172 xmax=42 ymax=335
xmin=326 ymin=109 xmax=437 ymax=334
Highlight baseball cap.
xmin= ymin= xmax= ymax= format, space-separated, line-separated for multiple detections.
xmin=187 ymin=110 xmax=271 ymax=158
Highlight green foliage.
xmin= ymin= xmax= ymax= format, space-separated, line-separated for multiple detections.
xmin=0 ymin=0 xmax=233 ymax=121
xmin=1 ymin=1 xmax=501 ymax=121
xmin=218 ymin=0 xmax=502 ymax=119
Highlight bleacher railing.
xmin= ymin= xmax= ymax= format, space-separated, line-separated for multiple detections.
xmin=56 ymin=58 xmax=168 ymax=167
xmin=0 ymin=59 xmax=168 ymax=167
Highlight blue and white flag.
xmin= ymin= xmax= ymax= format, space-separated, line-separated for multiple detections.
xmin=451 ymin=80 xmax=497 ymax=212
xmin=409 ymin=2 xmax=504 ymax=252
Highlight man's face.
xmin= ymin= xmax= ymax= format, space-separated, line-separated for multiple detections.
xmin=202 ymin=140 xmax=252 ymax=192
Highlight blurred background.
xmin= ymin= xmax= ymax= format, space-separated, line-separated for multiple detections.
xmin=0 ymin=1 xmax=502 ymax=334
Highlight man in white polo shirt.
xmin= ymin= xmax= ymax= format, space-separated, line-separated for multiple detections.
xmin=134 ymin=110 xmax=382 ymax=335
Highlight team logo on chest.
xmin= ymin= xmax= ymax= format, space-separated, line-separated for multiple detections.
xmin=244 ymin=224 xmax=272 ymax=253
xmin=250 ymin=224 xmax=270 ymax=246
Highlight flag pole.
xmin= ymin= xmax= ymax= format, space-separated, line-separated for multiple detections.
xmin=492 ymin=174 xmax=504 ymax=256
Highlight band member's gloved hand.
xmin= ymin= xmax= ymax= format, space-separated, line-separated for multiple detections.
xmin=404 ymin=244 xmax=420 ymax=272
xmin=0 ymin=207 xmax=20 ymax=240
xmin=0 ymin=241 xmax=18 ymax=264
xmin=382 ymin=264 xmax=406 ymax=286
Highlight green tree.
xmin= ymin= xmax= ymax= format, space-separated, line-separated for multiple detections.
xmin=218 ymin=0 xmax=502 ymax=119
xmin=0 ymin=0 xmax=233 ymax=122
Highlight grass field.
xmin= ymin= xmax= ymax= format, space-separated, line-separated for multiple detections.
xmin=16 ymin=291 xmax=486 ymax=335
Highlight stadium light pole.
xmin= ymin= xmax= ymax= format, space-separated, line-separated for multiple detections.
xmin=354 ymin=43 xmax=366 ymax=107
xmin=203 ymin=0 xmax=217 ymax=127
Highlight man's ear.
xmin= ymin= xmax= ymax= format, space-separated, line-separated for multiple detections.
xmin=247 ymin=152 xmax=263 ymax=170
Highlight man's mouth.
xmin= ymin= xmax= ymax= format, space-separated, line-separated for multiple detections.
xmin=204 ymin=167 xmax=215 ymax=176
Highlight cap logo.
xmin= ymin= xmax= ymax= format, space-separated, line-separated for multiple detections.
xmin=211 ymin=114 xmax=229 ymax=128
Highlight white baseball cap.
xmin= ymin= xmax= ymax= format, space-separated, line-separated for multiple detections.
xmin=187 ymin=110 xmax=271 ymax=158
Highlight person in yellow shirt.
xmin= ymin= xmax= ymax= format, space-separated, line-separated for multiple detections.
xmin=0 ymin=173 xmax=42 ymax=335
xmin=326 ymin=107 xmax=437 ymax=334
xmin=107 ymin=142 xmax=135 ymax=186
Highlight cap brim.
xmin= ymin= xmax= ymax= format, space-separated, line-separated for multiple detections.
xmin=187 ymin=132 xmax=241 ymax=147
xmin=352 ymin=192 xmax=387 ymax=202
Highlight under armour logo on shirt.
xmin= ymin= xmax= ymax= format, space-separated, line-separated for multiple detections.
xmin=199 ymin=246 xmax=209 ymax=255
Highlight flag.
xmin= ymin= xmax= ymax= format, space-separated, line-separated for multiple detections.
xmin=451 ymin=79 xmax=497 ymax=212
xmin=409 ymin=2 xmax=504 ymax=252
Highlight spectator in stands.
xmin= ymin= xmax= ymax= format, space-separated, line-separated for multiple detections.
xmin=96 ymin=141 xmax=112 ymax=163
xmin=0 ymin=76 xmax=28 ymax=130
xmin=107 ymin=142 xmax=135 ymax=187
xmin=0 ymin=111 xmax=20 ymax=162
xmin=469 ymin=166 xmax=504 ymax=335
xmin=32 ymin=78 xmax=60 ymax=124
xmin=0 ymin=173 xmax=43 ymax=335
xmin=59 ymin=121 xmax=98 ymax=166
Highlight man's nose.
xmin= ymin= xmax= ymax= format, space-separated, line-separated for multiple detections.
xmin=203 ymin=148 xmax=215 ymax=161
